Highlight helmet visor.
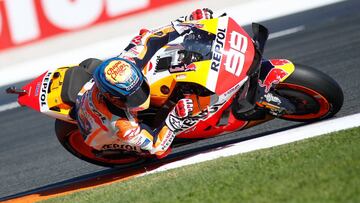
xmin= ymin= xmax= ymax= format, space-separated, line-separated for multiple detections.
xmin=122 ymin=80 xmax=150 ymax=108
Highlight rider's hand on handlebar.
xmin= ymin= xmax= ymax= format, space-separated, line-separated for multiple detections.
xmin=175 ymin=98 xmax=193 ymax=118
xmin=189 ymin=8 xmax=213 ymax=20
xmin=172 ymin=8 xmax=213 ymax=35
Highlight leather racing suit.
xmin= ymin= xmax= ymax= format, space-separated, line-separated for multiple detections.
xmin=75 ymin=9 xmax=212 ymax=159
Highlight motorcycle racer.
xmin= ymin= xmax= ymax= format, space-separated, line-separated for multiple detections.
xmin=75 ymin=9 xmax=213 ymax=159
xmin=6 ymin=6 xmax=344 ymax=168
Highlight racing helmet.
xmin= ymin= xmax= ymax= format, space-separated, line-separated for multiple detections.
xmin=93 ymin=57 xmax=150 ymax=111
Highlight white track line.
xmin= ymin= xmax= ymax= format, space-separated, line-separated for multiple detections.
xmin=146 ymin=113 xmax=360 ymax=175
xmin=268 ymin=26 xmax=305 ymax=39
xmin=0 ymin=101 xmax=20 ymax=112
xmin=220 ymin=0 xmax=345 ymax=26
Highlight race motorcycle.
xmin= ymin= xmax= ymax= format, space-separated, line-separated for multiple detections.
xmin=7 ymin=15 xmax=343 ymax=167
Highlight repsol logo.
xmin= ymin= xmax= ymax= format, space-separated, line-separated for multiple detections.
xmin=40 ymin=72 xmax=52 ymax=107
xmin=211 ymin=28 xmax=226 ymax=72
xmin=102 ymin=144 xmax=138 ymax=151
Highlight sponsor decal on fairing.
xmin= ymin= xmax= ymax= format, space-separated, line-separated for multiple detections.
xmin=169 ymin=63 xmax=196 ymax=73
xmin=35 ymin=82 xmax=41 ymax=97
xmin=214 ymin=17 xmax=255 ymax=95
xmin=39 ymin=71 xmax=52 ymax=112
xmin=207 ymin=17 xmax=228 ymax=92
xmin=225 ymin=30 xmax=248 ymax=77
xmin=259 ymin=68 xmax=288 ymax=93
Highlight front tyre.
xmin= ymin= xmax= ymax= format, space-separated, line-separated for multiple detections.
xmin=55 ymin=119 xmax=145 ymax=168
xmin=276 ymin=64 xmax=343 ymax=122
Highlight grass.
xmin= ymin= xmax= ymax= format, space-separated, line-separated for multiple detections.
xmin=42 ymin=127 xmax=360 ymax=203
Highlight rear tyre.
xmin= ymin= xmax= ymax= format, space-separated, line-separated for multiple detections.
xmin=55 ymin=119 xmax=145 ymax=168
xmin=276 ymin=64 xmax=343 ymax=122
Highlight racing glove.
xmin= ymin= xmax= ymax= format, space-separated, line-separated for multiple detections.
xmin=165 ymin=98 xmax=194 ymax=132
xmin=149 ymin=98 xmax=193 ymax=159
xmin=172 ymin=8 xmax=213 ymax=35
xmin=175 ymin=98 xmax=194 ymax=118
xmin=189 ymin=8 xmax=213 ymax=20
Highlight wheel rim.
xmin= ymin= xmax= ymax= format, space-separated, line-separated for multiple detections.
xmin=276 ymin=83 xmax=331 ymax=120
xmin=68 ymin=130 xmax=142 ymax=165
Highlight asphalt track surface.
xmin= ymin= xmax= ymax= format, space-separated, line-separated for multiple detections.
xmin=1 ymin=0 xmax=360 ymax=200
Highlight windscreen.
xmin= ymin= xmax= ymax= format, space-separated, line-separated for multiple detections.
xmin=181 ymin=29 xmax=215 ymax=61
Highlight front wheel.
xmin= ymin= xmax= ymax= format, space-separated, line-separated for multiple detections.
xmin=275 ymin=64 xmax=343 ymax=122
xmin=55 ymin=119 xmax=145 ymax=168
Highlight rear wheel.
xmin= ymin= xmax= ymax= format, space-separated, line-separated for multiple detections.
xmin=276 ymin=64 xmax=343 ymax=122
xmin=55 ymin=119 xmax=145 ymax=168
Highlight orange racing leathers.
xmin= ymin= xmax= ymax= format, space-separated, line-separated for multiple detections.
xmin=75 ymin=21 xmax=196 ymax=158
